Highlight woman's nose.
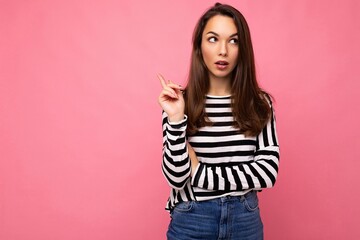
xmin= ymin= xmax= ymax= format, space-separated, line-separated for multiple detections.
xmin=219 ymin=42 xmax=227 ymax=57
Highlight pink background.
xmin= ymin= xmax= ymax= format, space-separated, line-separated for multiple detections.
xmin=1 ymin=0 xmax=359 ymax=239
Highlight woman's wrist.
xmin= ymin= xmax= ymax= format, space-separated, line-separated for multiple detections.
xmin=168 ymin=113 xmax=185 ymax=123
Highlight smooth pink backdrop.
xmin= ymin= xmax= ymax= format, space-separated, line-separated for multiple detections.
xmin=1 ymin=0 xmax=359 ymax=239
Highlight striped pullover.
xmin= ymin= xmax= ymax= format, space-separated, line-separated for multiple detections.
xmin=161 ymin=95 xmax=280 ymax=211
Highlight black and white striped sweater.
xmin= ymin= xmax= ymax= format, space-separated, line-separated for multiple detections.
xmin=161 ymin=95 xmax=280 ymax=211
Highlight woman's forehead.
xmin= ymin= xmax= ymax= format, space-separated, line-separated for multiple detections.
xmin=203 ymin=15 xmax=237 ymax=36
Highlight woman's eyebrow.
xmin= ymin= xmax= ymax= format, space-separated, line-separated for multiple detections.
xmin=206 ymin=31 xmax=238 ymax=37
xmin=206 ymin=31 xmax=219 ymax=36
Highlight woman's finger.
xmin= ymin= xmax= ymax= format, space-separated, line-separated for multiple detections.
xmin=168 ymin=79 xmax=183 ymax=89
xmin=157 ymin=73 xmax=167 ymax=88
xmin=163 ymin=85 xmax=178 ymax=98
xmin=157 ymin=73 xmax=183 ymax=90
xmin=160 ymin=88 xmax=178 ymax=99
xmin=166 ymin=83 xmax=183 ymax=90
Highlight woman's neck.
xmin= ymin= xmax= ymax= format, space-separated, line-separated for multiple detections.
xmin=207 ymin=75 xmax=231 ymax=96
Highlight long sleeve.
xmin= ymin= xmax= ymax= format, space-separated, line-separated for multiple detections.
xmin=161 ymin=111 xmax=191 ymax=190
xmin=191 ymin=104 xmax=280 ymax=191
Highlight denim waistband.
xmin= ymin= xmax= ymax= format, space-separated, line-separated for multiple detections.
xmin=209 ymin=190 xmax=256 ymax=203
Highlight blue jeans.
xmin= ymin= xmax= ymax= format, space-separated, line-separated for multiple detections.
xmin=167 ymin=191 xmax=263 ymax=240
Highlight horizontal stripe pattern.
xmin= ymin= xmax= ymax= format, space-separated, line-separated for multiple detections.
xmin=162 ymin=95 xmax=280 ymax=210
xmin=161 ymin=112 xmax=191 ymax=190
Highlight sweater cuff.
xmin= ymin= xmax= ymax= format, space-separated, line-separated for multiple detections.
xmin=167 ymin=115 xmax=188 ymax=130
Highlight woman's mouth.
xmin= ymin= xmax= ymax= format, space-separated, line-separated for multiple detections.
xmin=215 ymin=61 xmax=229 ymax=70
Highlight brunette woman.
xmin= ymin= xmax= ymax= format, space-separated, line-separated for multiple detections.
xmin=158 ymin=3 xmax=279 ymax=239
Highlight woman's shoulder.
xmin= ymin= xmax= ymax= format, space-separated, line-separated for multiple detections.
xmin=259 ymin=90 xmax=273 ymax=106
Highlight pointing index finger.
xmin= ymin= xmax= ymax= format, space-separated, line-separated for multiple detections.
xmin=157 ymin=73 xmax=166 ymax=88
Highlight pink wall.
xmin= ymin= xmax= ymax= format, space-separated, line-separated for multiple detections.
xmin=1 ymin=0 xmax=359 ymax=239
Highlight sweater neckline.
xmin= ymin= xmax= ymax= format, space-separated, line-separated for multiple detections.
xmin=206 ymin=94 xmax=232 ymax=99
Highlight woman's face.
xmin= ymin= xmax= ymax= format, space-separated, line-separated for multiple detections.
xmin=201 ymin=15 xmax=239 ymax=82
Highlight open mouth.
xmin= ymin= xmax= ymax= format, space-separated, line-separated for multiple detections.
xmin=215 ymin=61 xmax=229 ymax=70
xmin=215 ymin=61 xmax=229 ymax=65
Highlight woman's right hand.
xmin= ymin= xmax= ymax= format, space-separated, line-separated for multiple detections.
xmin=157 ymin=73 xmax=185 ymax=122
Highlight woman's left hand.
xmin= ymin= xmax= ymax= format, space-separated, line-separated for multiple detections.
xmin=187 ymin=143 xmax=199 ymax=177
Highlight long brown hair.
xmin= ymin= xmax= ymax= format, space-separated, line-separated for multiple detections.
xmin=185 ymin=2 xmax=272 ymax=137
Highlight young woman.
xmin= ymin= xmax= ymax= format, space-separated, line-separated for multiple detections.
xmin=158 ymin=3 xmax=279 ymax=240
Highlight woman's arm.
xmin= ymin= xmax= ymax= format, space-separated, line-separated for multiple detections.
xmin=161 ymin=111 xmax=191 ymax=190
xmin=158 ymin=74 xmax=191 ymax=190
xmin=190 ymin=104 xmax=280 ymax=191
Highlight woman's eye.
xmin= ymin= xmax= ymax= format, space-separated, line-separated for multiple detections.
xmin=230 ymin=38 xmax=238 ymax=44
xmin=208 ymin=37 xmax=217 ymax=43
